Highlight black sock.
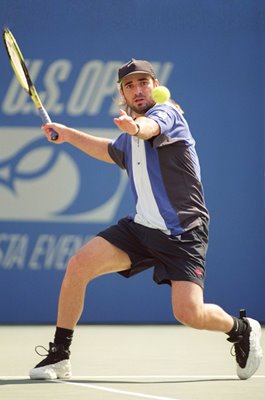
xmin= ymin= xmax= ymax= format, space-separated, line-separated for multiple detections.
xmin=54 ymin=327 xmax=74 ymax=350
xmin=226 ymin=317 xmax=248 ymax=340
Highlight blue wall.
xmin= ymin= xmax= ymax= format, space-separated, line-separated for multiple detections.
xmin=0 ymin=0 xmax=264 ymax=323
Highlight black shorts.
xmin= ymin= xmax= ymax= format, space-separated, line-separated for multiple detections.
xmin=97 ymin=217 xmax=209 ymax=289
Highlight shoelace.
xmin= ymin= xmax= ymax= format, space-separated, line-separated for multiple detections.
xmin=34 ymin=345 xmax=52 ymax=357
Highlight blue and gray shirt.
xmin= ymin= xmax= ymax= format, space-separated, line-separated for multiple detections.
xmin=108 ymin=102 xmax=209 ymax=236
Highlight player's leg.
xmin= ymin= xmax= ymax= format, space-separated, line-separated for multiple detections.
xmin=171 ymin=280 xmax=263 ymax=380
xmin=171 ymin=280 xmax=234 ymax=331
xmin=29 ymin=236 xmax=131 ymax=380
xmin=57 ymin=236 xmax=131 ymax=330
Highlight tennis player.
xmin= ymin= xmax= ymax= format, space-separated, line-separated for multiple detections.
xmin=29 ymin=59 xmax=262 ymax=380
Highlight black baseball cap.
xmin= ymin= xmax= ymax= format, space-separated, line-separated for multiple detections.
xmin=118 ymin=58 xmax=156 ymax=83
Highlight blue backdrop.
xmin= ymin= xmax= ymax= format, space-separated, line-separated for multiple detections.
xmin=0 ymin=0 xmax=264 ymax=324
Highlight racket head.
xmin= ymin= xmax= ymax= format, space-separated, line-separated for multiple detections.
xmin=3 ymin=28 xmax=59 ymax=141
xmin=3 ymin=28 xmax=32 ymax=93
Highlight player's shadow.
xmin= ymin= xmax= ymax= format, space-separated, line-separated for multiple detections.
xmin=0 ymin=379 xmax=42 ymax=385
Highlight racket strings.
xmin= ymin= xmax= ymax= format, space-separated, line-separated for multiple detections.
xmin=4 ymin=31 xmax=30 ymax=91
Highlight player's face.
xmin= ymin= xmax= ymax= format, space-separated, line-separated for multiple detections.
xmin=121 ymin=73 xmax=158 ymax=114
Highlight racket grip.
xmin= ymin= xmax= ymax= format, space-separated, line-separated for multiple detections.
xmin=38 ymin=107 xmax=59 ymax=141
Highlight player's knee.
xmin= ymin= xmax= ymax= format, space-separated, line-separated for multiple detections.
xmin=173 ymin=305 xmax=205 ymax=329
xmin=65 ymin=253 xmax=94 ymax=283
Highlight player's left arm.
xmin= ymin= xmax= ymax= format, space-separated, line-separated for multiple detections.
xmin=113 ymin=109 xmax=160 ymax=140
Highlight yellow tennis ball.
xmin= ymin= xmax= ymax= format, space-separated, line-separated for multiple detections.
xmin=152 ymin=86 xmax=171 ymax=103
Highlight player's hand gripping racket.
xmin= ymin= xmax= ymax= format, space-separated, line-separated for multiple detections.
xmin=3 ymin=28 xmax=58 ymax=141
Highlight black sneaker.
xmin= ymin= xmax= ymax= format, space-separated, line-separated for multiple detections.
xmin=29 ymin=342 xmax=72 ymax=380
xmin=228 ymin=310 xmax=263 ymax=380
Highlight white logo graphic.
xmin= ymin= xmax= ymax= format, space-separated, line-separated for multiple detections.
xmin=0 ymin=128 xmax=127 ymax=223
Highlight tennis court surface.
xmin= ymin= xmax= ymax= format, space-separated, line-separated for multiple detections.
xmin=1 ymin=325 xmax=264 ymax=400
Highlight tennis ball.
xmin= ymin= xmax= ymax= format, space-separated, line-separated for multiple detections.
xmin=152 ymin=86 xmax=171 ymax=103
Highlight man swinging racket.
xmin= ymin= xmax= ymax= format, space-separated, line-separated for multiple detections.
xmin=29 ymin=59 xmax=262 ymax=380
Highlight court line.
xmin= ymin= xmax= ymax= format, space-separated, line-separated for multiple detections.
xmin=1 ymin=373 xmax=265 ymax=400
xmin=54 ymin=374 xmax=265 ymax=400
xmin=55 ymin=380 xmax=182 ymax=400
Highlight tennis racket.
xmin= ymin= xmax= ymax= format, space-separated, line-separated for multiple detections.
xmin=3 ymin=28 xmax=58 ymax=141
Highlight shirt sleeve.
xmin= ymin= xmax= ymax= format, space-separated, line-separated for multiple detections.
xmin=108 ymin=133 xmax=127 ymax=169
xmin=146 ymin=103 xmax=193 ymax=148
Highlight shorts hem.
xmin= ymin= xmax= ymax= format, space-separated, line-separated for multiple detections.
xmin=154 ymin=275 xmax=204 ymax=289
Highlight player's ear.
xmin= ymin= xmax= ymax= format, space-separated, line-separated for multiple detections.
xmin=154 ymin=79 xmax=159 ymax=88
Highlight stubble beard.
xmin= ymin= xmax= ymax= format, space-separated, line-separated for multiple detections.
xmin=129 ymin=99 xmax=156 ymax=115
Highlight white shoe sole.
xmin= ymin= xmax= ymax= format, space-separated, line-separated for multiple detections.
xmin=29 ymin=359 xmax=72 ymax=380
xmin=237 ymin=318 xmax=263 ymax=380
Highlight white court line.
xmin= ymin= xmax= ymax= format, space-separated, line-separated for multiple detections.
xmin=55 ymin=380 xmax=181 ymax=400
xmin=1 ymin=373 xmax=265 ymax=400
xmin=54 ymin=375 xmax=265 ymax=400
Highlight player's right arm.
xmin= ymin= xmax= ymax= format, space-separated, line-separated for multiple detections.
xmin=42 ymin=123 xmax=114 ymax=164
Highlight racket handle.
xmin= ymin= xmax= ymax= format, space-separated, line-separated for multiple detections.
xmin=38 ymin=107 xmax=59 ymax=141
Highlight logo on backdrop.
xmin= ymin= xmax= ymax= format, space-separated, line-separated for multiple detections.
xmin=0 ymin=129 xmax=127 ymax=222
xmin=1 ymin=59 xmax=173 ymax=119
xmin=0 ymin=128 xmax=127 ymax=270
